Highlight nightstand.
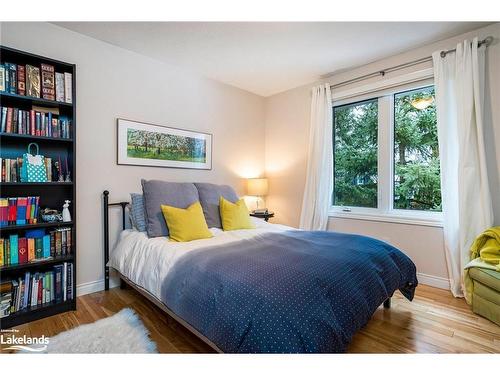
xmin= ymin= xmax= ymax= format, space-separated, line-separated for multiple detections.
xmin=250 ymin=211 xmax=275 ymax=222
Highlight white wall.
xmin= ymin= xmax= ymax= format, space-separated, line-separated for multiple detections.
xmin=265 ymin=23 xmax=500 ymax=285
xmin=0 ymin=22 xmax=266 ymax=294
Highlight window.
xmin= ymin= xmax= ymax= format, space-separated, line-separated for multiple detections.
xmin=394 ymin=87 xmax=441 ymax=211
xmin=331 ymin=78 xmax=442 ymax=225
xmin=333 ymin=99 xmax=378 ymax=208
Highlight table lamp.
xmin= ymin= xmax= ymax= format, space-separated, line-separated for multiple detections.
xmin=247 ymin=178 xmax=268 ymax=213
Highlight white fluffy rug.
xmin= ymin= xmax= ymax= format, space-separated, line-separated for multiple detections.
xmin=25 ymin=308 xmax=157 ymax=353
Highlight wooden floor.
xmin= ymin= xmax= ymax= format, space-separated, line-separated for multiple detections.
xmin=2 ymin=284 xmax=499 ymax=353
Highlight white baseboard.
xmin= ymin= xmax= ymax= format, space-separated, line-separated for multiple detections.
xmin=77 ymin=273 xmax=450 ymax=297
xmin=76 ymin=277 xmax=119 ymax=297
xmin=417 ymin=272 xmax=450 ymax=290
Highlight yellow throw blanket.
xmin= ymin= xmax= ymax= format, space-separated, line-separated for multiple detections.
xmin=464 ymin=226 xmax=500 ymax=304
xmin=470 ymin=226 xmax=500 ymax=268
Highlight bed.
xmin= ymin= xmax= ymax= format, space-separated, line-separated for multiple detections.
xmin=103 ymin=190 xmax=418 ymax=353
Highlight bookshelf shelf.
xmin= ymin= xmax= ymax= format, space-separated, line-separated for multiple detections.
xmin=0 ymin=45 xmax=76 ymax=328
xmin=0 ymin=221 xmax=74 ymax=231
xmin=0 ymin=132 xmax=73 ymax=143
xmin=1 ymin=299 xmax=75 ymax=328
xmin=1 ymin=182 xmax=73 ymax=186
xmin=0 ymin=91 xmax=73 ymax=108
xmin=0 ymin=254 xmax=74 ymax=273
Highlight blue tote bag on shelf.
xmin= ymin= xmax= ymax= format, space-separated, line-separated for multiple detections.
xmin=20 ymin=143 xmax=48 ymax=183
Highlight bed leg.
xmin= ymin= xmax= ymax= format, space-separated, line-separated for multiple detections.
xmin=120 ymin=278 xmax=127 ymax=289
xmin=103 ymin=191 xmax=110 ymax=291
xmin=383 ymin=298 xmax=391 ymax=309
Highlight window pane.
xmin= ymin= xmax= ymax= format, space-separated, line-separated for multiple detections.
xmin=333 ymin=99 xmax=378 ymax=208
xmin=394 ymin=86 xmax=442 ymax=211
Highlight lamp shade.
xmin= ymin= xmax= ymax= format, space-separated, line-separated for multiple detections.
xmin=247 ymin=178 xmax=268 ymax=196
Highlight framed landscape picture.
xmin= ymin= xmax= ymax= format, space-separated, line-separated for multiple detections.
xmin=117 ymin=119 xmax=212 ymax=170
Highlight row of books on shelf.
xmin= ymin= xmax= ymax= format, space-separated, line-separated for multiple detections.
xmin=1 ymin=157 xmax=64 ymax=182
xmin=0 ymin=62 xmax=72 ymax=103
xmin=0 ymin=227 xmax=73 ymax=267
xmin=0 ymin=262 xmax=74 ymax=318
xmin=0 ymin=106 xmax=71 ymax=138
xmin=0 ymin=196 xmax=40 ymax=226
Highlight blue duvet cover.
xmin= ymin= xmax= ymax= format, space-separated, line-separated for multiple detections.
xmin=161 ymin=230 xmax=417 ymax=353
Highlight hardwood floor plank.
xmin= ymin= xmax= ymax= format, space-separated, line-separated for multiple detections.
xmin=2 ymin=284 xmax=498 ymax=353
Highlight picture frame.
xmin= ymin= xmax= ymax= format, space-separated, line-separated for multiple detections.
xmin=117 ymin=118 xmax=212 ymax=170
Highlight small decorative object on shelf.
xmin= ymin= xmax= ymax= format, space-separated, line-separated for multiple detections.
xmin=41 ymin=208 xmax=62 ymax=223
xmin=64 ymin=156 xmax=71 ymax=182
xmin=250 ymin=210 xmax=275 ymax=222
xmin=62 ymin=200 xmax=71 ymax=222
xmin=20 ymin=143 xmax=47 ymax=182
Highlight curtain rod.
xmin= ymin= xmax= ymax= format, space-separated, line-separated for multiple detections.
xmin=330 ymin=36 xmax=493 ymax=90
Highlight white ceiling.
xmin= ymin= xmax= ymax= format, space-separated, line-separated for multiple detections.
xmin=55 ymin=22 xmax=488 ymax=97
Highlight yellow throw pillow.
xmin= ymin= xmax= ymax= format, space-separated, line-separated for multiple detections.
xmin=219 ymin=197 xmax=255 ymax=231
xmin=161 ymin=201 xmax=213 ymax=242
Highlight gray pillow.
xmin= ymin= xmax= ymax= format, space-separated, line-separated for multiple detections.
xmin=194 ymin=183 xmax=239 ymax=228
xmin=129 ymin=193 xmax=147 ymax=232
xmin=141 ymin=179 xmax=199 ymax=238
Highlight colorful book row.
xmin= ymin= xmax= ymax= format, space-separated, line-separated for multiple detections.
xmin=0 ymin=196 xmax=40 ymax=226
xmin=0 ymin=228 xmax=72 ymax=267
xmin=0 ymin=62 xmax=72 ymax=103
xmin=0 ymin=106 xmax=71 ymax=138
xmin=1 ymin=157 xmax=58 ymax=182
xmin=0 ymin=262 xmax=74 ymax=317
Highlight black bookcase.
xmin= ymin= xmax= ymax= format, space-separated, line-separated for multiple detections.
xmin=0 ymin=46 xmax=76 ymax=328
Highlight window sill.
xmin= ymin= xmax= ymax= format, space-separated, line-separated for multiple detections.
xmin=328 ymin=210 xmax=443 ymax=228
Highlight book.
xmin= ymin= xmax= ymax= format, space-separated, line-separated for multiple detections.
xmin=0 ymin=198 xmax=8 ymax=226
xmin=9 ymin=234 xmax=18 ymax=265
xmin=61 ymin=229 xmax=67 ymax=255
xmin=54 ymin=265 xmax=63 ymax=302
xmin=0 ymin=238 xmax=4 ymax=266
xmin=43 ymin=234 xmax=51 ymax=258
xmin=0 ymin=65 xmax=5 ymax=92
xmin=27 ymin=238 xmax=35 ymax=261
xmin=64 ymin=72 xmax=72 ymax=104
xmin=35 ymin=238 xmax=43 ymax=259
xmin=41 ymin=64 xmax=55 ymax=101
xmin=6 ymin=240 xmax=10 ymax=266
xmin=4 ymin=63 xmax=17 ymax=94
xmin=16 ymin=197 xmax=27 ymax=225
xmin=55 ymin=72 xmax=65 ymax=102
xmin=6 ymin=107 xmax=12 ymax=133
xmin=23 ymin=272 xmax=30 ymax=308
xmin=1 ymin=107 xmax=7 ymax=132
xmin=67 ymin=263 xmax=73 ymax=300
xmin=63 ymin=262 xmax=67 ymax=301
xmin=18 ymin=237 xmax=28 ymax=264
xmin=26 ymin=65 xmax=41 ymax=98
xmin=17 ymin=65 xmax=26 ymax=95
xmin=55 ymin=231 xmax=62 ymax=256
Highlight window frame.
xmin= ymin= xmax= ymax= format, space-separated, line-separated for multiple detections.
xmin=329 ymin=70 xmax=443 ymax=227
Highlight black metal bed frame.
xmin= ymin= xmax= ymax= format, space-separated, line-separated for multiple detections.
xmin=103 ymin=190 xmax=129 ymax=291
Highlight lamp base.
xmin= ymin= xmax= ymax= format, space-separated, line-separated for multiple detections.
xmin=252 ymin=208 xmax=268 ymax=214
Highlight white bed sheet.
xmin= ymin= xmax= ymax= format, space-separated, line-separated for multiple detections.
xmin=108 ymin=217 xmax=293 ymax=299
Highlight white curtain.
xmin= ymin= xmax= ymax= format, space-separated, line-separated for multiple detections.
xmin=432 ymin=38 xmax=494 ymax=298
xmin=299 ymin=84 xmax=333 ymax=230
